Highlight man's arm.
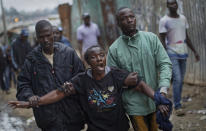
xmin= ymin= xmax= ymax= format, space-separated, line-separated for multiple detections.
xmin=9 ymin=90 xmax=66 ymax=108
xmin=153 ymin=34 xmax=172 ymax=94
xmin=106 ymin=48 xmax=120 ymax=68
xmin=38 ymin=82 xmax=76 ymax=105
xmin=9 ymin=82 xmax=76 ymax=108
xmin=16 ymin=60 xmax=34 ymax=101
xmin=11 ymin=45 xmax=18 ymax=70
xmin=159 ymin=33 xmax=167 ymax=49
xmin=185 ymin=30 xmax=200 ymax=61
xmin=134 ymin=81 xmax=155 ymax=100
xmin=38 ymin=90 xmax=65 ymax=105
xmin=77 ymin=40 xmax=83 ymax=59
xmin=124 ymin=73 xmax=154 ymax=99
xmin=124 ymin=73 xmax=169 ymax=116
xmin=71 ymin=49 xmax=85 ymax=77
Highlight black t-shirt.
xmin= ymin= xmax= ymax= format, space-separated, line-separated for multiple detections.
xmin=70 ymin=68 xmax=130 ymax=131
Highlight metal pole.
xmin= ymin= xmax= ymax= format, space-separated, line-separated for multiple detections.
xmin=0 ymin=0 xmax=8 ymax=45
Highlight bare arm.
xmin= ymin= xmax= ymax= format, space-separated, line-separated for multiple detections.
xmin=124 ymin=73 xmax=154 ymax=99
xmin=159 ymin=33 xmax=167 ymax=49
xmin=9 ymin=90 xmax=66 ymax=108
xmin=78 ymin=40 xmax=83 ymax=59
xmin=124 ymin=73 xmax=169 ymax=116
xmin=185 ymin=30 xmax=200 ymax=61
xmin=134 ymin=81 xmax=155 ymax=100
xmin=38 ymin=90 xmax=65 ymax=105
xmin=9 ymin=82 xmax=76 ymax=108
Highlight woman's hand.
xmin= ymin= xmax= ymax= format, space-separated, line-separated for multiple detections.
xmin=8 ymin=101 xmax=30 ymax=109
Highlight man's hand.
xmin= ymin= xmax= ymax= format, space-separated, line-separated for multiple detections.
xmin=28 ymin=95 xmax=40 ymax=107
xmin=158 ymin=105 xmax=169 ymax=117
xmin=124 ymin=72 xmax=138 ymax=86
xmin=160 ymin=92 xmax=167 ymax=98
xmin=8 ymin=101 xmax=30 ymax=109
xmin=62 ymin=82 xmax=76 ymax=96
xmin=158 ymin=93 xmax=169 ymax=117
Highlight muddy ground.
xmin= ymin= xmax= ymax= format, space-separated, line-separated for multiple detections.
xmin=0 ymin=84 xmax=206 ymax=131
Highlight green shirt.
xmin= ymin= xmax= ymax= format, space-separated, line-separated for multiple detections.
xmin=107 ymin=31 xmax=172 ymax=115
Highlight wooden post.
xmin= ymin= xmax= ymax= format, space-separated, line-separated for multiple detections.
xmin=0 ymin=0 xmax=8 ymax=45
xmin=58 ymin=3 xmax=72 ymax=42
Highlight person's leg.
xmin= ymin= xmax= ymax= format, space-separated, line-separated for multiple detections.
xmin=171 ymin=58 xmax=182 ymax=109
xmin=129 ymin=115 xmax=148 ymax=131
xmin=5 ymin=66 xmax=11 ymax=90
xmin=129 ymin=112 xmax=158 ymax=131
xmin=179 ymin=59 xmax=187 ymax=102
xmin=149 ymin=112 xmax=158 ymax=131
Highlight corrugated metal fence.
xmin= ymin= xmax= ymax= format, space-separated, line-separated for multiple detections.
xmin=181 ymin=0 xmax=206 ymax=86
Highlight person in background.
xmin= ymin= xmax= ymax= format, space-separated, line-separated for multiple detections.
xmin=0 ymin=44 xmax=15 ymax=94
xmin=11 ymin=28 xmax=32 ymax=72
xmin=77 ymin=12 xmax=102 ymax=60
xmin=159 ymin=0 xmax=200 ymax=116
xmin=0 ymin=45 xmax=6 ymax=92
xmin=107 ymin=7 xmax=172 ymax=131
xmin=57 ymin=26 xmax=72 ymax=47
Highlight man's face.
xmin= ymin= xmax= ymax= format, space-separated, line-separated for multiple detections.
xmin=36 ymin=26 xmax=54 ymax=52
xmin=167 ymin=0 xmax=178 ymax=13
xmin=117 ymin=8 xmax=136 ymax=34
xmin=52 ymin=28 xmax=61 ymax=42
xmin=83 ymin=17 xmax=90 ymax=26
xmin=20 ymin=35 xmax=28 ymax=42
xmin=88 ymin=47 xmax=106 ymax=73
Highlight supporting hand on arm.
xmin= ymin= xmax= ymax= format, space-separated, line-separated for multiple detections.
xmin=124 ymin=72 xmax=170 ymax=116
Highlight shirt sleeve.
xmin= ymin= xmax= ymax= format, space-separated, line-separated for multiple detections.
xmin=111 ymin=68 xmax=130 ymax=87
xmin=106 ymin=48 xmax=120 ymax=68
xmin=95 ymin=24 xmax=100 ymax=37
xmin=71 ymin=49 xmax=85 ymax=77
xmin=16 ymin=59 xmax=34 ymax=101
xmin=185 ymin=17 xmax=189 ymax=29
xmin=152 ymin=34 xmax=172 ymax=88
xmin=70 ymin=74 xmax=85 ymax=95
xmin=159 ymin=18 xmax=167 ymax=33
xmin=76 ymin=27 xmax=83 ymax=41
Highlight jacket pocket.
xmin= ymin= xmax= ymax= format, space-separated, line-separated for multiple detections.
xmin=33 ymin=104 xmax=56 ymax=128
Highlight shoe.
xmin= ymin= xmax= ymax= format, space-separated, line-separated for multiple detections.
xmin=175 ymin=108 xmax=185 ymax=116
xmin=5 ymin=90 xmax=10 ymax=94
xmin=181 ymin=103 xmax=186 ymax=109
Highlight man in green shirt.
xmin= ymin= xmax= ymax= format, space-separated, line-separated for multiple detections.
xmin=107 ymin=7 xmax=172 ymax=131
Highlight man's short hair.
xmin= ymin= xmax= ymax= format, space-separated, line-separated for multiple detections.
xmin=82 ymin=12 xmax=90 ymax=19
xmin=167 ymin=0 xmax=177 ymax=3
xmin=116 ymin=7 xmax=131 ymax=21
xmin=35 ymin=20 xmax=52 ymax=34
xmin=84 ymin=45 xmax=104 ymax=64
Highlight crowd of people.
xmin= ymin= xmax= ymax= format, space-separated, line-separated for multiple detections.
xmin=0 ymin=0 xmax=200 ymax=131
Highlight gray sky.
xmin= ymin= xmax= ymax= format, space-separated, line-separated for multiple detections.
xmin=1 ymin=0 xmax=72 ymax=13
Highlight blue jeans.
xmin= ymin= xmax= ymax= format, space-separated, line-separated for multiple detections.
xmin=2 ymin=66 xmax=11 ymax=91
xmin=171 ymin=59 xmax=187 ymax=109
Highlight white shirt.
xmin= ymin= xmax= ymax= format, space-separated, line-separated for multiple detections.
xmin=159 ymin=14 xmax=189 ymax=59
xmin=77 ymin=22 xmax=100 ymax=54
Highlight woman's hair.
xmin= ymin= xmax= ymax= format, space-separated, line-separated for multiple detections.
xmin=84 ymin=45 xmax=104 ymax=64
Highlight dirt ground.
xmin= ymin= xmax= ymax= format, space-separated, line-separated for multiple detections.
xmin=0 ymin=84 xmax=206 ymax=131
